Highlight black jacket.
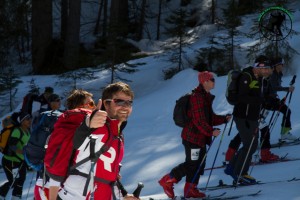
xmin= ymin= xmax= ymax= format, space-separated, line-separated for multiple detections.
xmin=233 ymin=67 xmax=264 ymax=120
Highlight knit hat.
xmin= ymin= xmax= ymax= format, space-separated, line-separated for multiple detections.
xmin=18 ymin=112 xmax=31 ymax=123
xmin=253 ymin=55 xmax=271 ymax=68
xmin=198 ymin=71 xmax=214 ymax=84
xmin=48 ymin=94 xmax=60 ymax=102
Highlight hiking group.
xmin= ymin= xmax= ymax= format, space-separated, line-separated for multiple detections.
xmin=158 ymin=55 xmax=297 ymax=199
xmin=0 ymin=83 xmax=139 ymax=200
xmin=0 ymin=55 xmax=297 ymax=200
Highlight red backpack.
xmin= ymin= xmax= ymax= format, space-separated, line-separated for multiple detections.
xmin=44 ymin=108 xmax=92 ymax=182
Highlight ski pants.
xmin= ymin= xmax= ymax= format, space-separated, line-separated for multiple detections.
xmin=170 ymin=140 xmax=206 ymax=184
xmin=265 ymin=98 xmax=292 ymax=129
xmin=230 ymin=117 xmax=258 ymax=176
xmin=229 ymin=126 xmax=271 ymax=150
xmin=0 ymin=157 xmax=27 ymax=198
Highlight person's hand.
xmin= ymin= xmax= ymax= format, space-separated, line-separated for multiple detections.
xmin=225 ymin=114 xmax=232 ymax=122
xmin=212 ymin=128 xmax=221 ymax=137
xmin=289 ymin=86 xmax=295 ymax=92
xmin=85 ymin=99 xmax=107 ymax=128
xmin=123 ymin=194 xmax=140 ymax=200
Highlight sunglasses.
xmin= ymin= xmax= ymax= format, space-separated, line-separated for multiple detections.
xmin=106 ymin=99 xmax=133 ymax=107
xmin=54 ymin=99 xmax=61 ymax=102
xmin=210 ymin=78 xmax=215 ymax=82
xmin=83 ymin=101 xmax=96 ymax=108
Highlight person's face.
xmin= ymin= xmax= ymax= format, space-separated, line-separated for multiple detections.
xmin=82 ymin=97 xmax=96 ymax=110
xmin=21 ymin=117 xmax=32 ymax=129
xmin=50 ymin=99 xmax=61 ymax=110
xmin=104 ymin=91 xmax=133 ymax=123
xmin=203 ymin=77 xmax=215 ymax=91
xmin=260 ymin=67 xmax=272 ymax=78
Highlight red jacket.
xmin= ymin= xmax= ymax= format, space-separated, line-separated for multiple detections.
xmin=45 ymin=108 xmax=92 ymax=182
xmin=181 ymin=85 xmax=226 ymax=147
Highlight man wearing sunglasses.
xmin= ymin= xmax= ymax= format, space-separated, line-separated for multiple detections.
xmin=159 ymin=71 xmax=231 ymax=199
xmin=58 ymin=82 xmax=139 ymax=200
xmin=224 ymin=55 xmax=273 ymax=185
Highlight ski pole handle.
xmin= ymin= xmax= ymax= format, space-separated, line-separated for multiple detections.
xmin=132 ymin=182 xmax=144 ymax=198
xmin=116 ymin=180 xmax=128 ymax=197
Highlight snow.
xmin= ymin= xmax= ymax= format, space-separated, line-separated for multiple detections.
xmin=1 ymin=1 xmax=300 ymax=200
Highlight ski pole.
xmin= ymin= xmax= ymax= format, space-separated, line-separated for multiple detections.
xmin=281 ymin=75 xmax=296 ymax=135
xmin=132 ymin=182 xmax=144 ymax=198
xmin=235 ymin=129 xmax=257 ymax=188
xmin=227 ymin=117 xmax=234 ymax=136
xmin=8 ymin=161 xmax=24 ymax=191
xmin=269 ymin=75 xmax=295 ymax=134
xmin=184 ymin=136 xmax=216 ymax=197
xmin=204 ymin=123 xmax=228 ymax=190
xmin=25 ymin=169 xmax=36 ymax=200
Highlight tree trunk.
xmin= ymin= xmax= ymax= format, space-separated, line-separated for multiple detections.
xmin=64 ymin=0 xmax=81 ymax=70
xmin=102 ymin=0 xmax=108 ymax=38
xmin=32 ymin=0 xmax=52 ymax=74
xmin=137 ymin=0 xmax=146 ymax=40
xmin=94 ymin=0 xmax=104 ymax=35
xmin=61 ymin=0 xmax=68 ymax=41
xmin=110 ymin=0 xmax=129 ymax=36
xmin=156 ymin=0 xmax=162 ymax=40
xmin=211 ymin=0 xmax=215 ymax=24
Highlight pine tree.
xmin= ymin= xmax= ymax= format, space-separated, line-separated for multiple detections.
xmin=164 ymin=8 xmax=191 ymax=72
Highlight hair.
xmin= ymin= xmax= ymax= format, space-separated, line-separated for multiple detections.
xmin=66 ymin=89 xmax=93 ymax=110
xmin=102 ymin=82 xmax=134 ymax=101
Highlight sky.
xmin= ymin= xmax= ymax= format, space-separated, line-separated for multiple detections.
xmin=1 ymin=1 xmax=300 ymax=200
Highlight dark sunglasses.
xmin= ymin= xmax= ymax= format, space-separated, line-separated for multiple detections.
xmin=210 ymin=78 xmax=215 ymax=82
xmin=106 ymin=99 xmax=133 ymax=107
xmin=54 ymin=99 xmax=61 ymax=102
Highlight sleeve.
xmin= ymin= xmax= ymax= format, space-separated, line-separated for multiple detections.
xmin=269 ymin=73 xmax=289 ymax=92
xmin=190 ymin=94 xmax=213 ymax=137
xmin=73 ymin=116 xmax=95 ymax=149
xmin=237 ymin=74 xmax=263 ymax=104
xmin=212 ymin=113 xmax=227 ymax=126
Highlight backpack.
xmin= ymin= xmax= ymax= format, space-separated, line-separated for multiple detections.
xmin=0 ymin=112 xmax=21 ymax=154
xmin=23 ymin=110 xmax=62 ymax=170
xmin=173 ymin=92 xmax=193 ymax=127
xmin=44 ymin=108 xmax=92 ymax=183
xmin=225 ymin=70 xmax=252 ymax=105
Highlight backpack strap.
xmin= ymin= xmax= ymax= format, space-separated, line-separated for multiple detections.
xmin=6 ymin=127 xmax=25 ymax=162
xmin=69 ymin=122 xmax=115 ymax=170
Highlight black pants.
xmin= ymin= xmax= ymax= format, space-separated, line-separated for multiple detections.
xmin=265 ymin=98 xmax=291 ymax=129
xmin=230 ymin=117 xmax=258 ymax=176
xmin=229 ymin=126 xmax=271 ymax=150
xmin=170 ymin=140 xmax=206 ymax=184
xmin=0 ymin=157 xmax=27 ymax=198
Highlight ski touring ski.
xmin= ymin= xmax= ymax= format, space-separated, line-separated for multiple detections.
xmin=148 ymin=190 xmax=261 ymax=200
xmin=271 ymin=137 xmax=300 ymax=148
xmin=206 ymin=190 xmax=262 ymax=200
xmin=201 ymin=177 xmax=300 ymax=191
xmin=204 ymin=154 xmax=300 ymax=171
xmin=148 ymin=192 xmax=226 ymax=200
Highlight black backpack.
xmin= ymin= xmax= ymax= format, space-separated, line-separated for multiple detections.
xmin=225 ymin=70 xmax=252 ymax=105
xmin=173 ymin=92 xmax=193 ymax=127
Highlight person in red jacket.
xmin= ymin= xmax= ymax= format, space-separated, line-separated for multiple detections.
xmin=34 ymin=89 xmax=96 ymax=200
xmin=57 ymin=82 xmax=138 ymax=200
xmin=159 ymin=71 xmax=231 ymax=199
